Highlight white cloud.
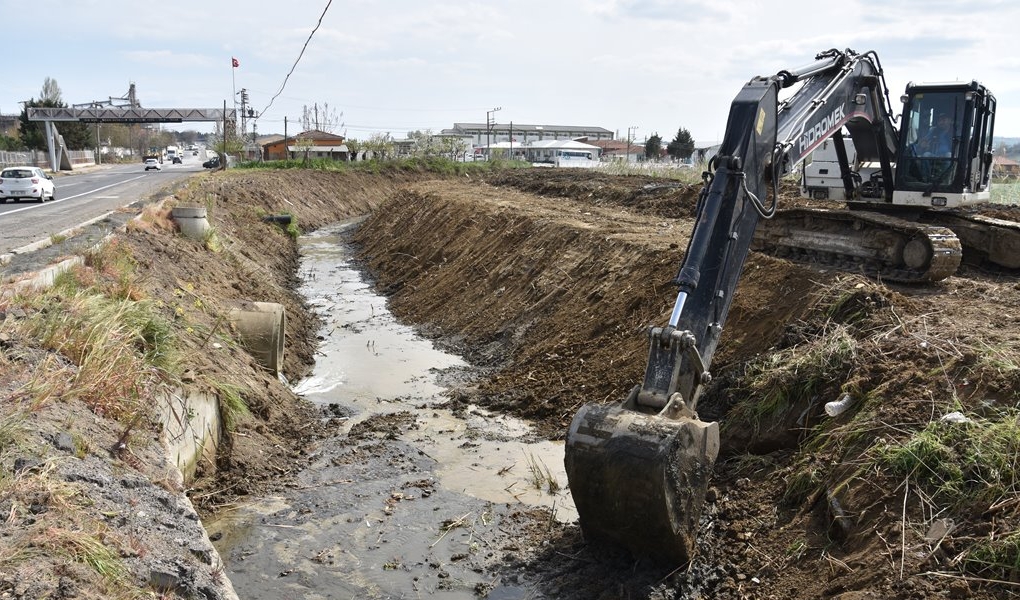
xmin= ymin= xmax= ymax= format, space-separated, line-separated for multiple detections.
xmin=4 ymin=0 xmax=1018 ymax=139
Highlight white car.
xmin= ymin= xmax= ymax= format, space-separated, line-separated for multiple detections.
xmin=144 ymin=158 xmax=161 ymax=171
xmin=0 ymin=166 xmax=55 ymax=203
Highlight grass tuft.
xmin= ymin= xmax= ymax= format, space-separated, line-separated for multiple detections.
xmin=727 ymin=324 xmax=859 ymax=432
xmin=875 ymin=408 xmax=1020 ymax=511
xmin=204 ymin=379 xmax=250 ymax=432
xmin=20 ymin=289 xmax=179 ymax=420
xmin=525 ymin=453 xmax=561 ymax=494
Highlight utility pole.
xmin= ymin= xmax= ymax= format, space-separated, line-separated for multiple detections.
xmin=486 ymin=106 xmax=501 ymax=160
xmin=221 ymin=99 xmax=228 ymax=170
xmin=627 ymin=125 xmax=639 ymax=163
xmin=238 ymin=89 xmax=250 ymax=141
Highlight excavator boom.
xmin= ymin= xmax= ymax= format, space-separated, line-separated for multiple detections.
xmin=565 ymin=58 xmax=782 ymax=565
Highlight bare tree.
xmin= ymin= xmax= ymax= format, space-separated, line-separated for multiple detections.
xmin=363 ymin=132 xmax=393 ymax=159
xmin=294 ymin=136 xmax=315 ymax=164
xmin=40 ymin=77 xmax=62 ymax=103
xmin=407 ymin=130 xmax=468 ymax=160
xmin=301 ymin=102 xmax=344 ymax=133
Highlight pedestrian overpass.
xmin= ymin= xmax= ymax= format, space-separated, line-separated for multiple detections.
xmin=27 ymin=106 xmax=236 ymax=171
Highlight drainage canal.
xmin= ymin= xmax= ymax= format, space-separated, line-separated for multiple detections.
xmin=207 ymin=221 xmax=574 ymax=599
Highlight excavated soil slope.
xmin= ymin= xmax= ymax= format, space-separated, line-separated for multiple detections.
xmin=352 ymin=169 xmax=1020 ymax=599
xmin=2 ymin=166 xmax=1018 ymax=599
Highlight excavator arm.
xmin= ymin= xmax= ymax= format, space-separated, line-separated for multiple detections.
xmin=564 ymin=49 xmax=902 ymax=565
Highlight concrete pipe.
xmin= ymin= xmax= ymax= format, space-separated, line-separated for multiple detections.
xmin=171 ymin=206 xmax=210 ymax=240
xmin=228 ymin=301 xmax=286 ymax=375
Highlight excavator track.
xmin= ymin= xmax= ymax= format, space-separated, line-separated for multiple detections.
xmin=752 ymin=208 xmax=963 ymax=282
xmin=918 ymin=208 xmax=1020 ymax=271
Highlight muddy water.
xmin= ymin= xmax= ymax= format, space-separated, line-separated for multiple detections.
xmin=208 ymin=221 xmax=574 ymax=599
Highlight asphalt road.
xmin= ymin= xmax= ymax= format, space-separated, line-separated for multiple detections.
xmin=0 ymin=153 xmax=210 ymax=256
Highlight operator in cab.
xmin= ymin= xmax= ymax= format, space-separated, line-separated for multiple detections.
xmin=927 ymin=113 xmax=954 ymax=157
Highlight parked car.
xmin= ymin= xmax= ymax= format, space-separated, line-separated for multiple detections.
xmin=144 ymin=158 xmax=161 ymax=171
xmin=202 ymin=156 xmax=220 ymax=169
xmin=0 ymin=166 xmax=55 ymax=203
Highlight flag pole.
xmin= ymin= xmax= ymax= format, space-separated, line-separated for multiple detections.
xmin=231 ymin=59 xmax=237 ymax=137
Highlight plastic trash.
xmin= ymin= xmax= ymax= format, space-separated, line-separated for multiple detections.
xmin=940 ymin=411 xmax=971 ymax=424
xmin=824 ymin=393 xmax=854 ymax=417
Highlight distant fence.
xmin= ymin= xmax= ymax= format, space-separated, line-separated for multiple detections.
xmin=0 ymin=149 xmax=95 ymax=170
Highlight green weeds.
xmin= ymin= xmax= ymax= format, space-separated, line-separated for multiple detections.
xmin=205 ymin=379 xmax=250 ymax=432
xmin=727 ymin=324 xmax=859 ymax=433
xmin=875 ymin=409 xmax=1020 ymax=510
xmin=22 ymin=290 xmax=178 ymax=420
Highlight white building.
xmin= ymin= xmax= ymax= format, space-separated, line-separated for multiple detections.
xmin=443 ymin=122 xmax=614 ymax=152
xmin=527 ymin=139 xmax=600 ymax=167
xmin=479 ymin=139 xmax=601 ymax=167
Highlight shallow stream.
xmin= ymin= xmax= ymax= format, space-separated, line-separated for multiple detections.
xmin=207 ymin=221 xmax=574 ymax=598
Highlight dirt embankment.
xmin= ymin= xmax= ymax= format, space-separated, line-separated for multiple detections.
xmin=353 ymin=168 xmax=1020 ymax=599
xmin=2 ymin=165 xmax=1019 ymax=599
xmin=0 ymin=169 xmax=432 ymax=599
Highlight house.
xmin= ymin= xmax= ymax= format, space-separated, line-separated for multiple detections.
xmin=0 ymin=113 xmax=18 ymax=137
xmin=588 ymin=139 xmax=644 ymax=163
xmin=993 ymin=154 xmax=1019 ymax=178
xmin=262 ymin=129 xmax=348 ymax=161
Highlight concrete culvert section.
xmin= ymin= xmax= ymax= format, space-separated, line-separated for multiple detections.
xmin=228 ymin=301 xmax=286 ymax=375
xmin=170 ymin=205 xmax=211 ymax=240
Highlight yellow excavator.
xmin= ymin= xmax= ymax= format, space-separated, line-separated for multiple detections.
xmin=564 ymin=48 xmax=1011 ymax=565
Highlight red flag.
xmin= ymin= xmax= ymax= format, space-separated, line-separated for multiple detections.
xmin=231 ymin=57 xmax=240 ymax=68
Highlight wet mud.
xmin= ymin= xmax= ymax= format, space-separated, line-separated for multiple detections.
xmin=208 ymin=223 xmax=572 ymax=598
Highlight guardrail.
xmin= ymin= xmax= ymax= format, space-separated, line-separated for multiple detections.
xmin=0 ymin=149 xmax=96 ymax=170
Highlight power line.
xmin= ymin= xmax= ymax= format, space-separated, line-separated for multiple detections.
xmin=245 ymin=90 xmax=486 ymax=114
xmin=259 ymin=0 xmax=333 ymax=118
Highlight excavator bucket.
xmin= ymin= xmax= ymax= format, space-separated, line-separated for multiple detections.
xmin=564 ymin=400 xmax=719 ymax=565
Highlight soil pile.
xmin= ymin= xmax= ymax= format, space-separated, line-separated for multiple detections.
xmin=2 ymin=165 xmax=1019 ymax=599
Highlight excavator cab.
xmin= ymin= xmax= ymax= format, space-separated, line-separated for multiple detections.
xmin=894 ymin=81 xmax=996 ymax=208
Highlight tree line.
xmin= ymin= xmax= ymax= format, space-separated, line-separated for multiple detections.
xmin=642 ymin=127 xmax=696 ymax=162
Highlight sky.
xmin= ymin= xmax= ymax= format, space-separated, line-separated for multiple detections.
xmin=4 ymin=0 xmax=1019 ymax=145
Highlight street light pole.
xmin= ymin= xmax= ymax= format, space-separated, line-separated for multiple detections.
xmin=627 ymin=125 xmax=639 ymax=163
xmin=486 ymin=106 xmax=502 ymax=160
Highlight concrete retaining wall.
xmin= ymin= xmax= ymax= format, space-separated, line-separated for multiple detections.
xmin=155 ymin=387 xmax=222 ymax=483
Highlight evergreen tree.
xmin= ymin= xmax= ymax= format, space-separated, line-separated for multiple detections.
xmin=644 ymin=133 xmax=662 ymax=160
xmin=0 ymin=134 xmax=23 ymax=151
xmin=666 ymin=127 xmax=696 ymax=162
xmin=18 ymin=78 xmax=93 ymax=151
